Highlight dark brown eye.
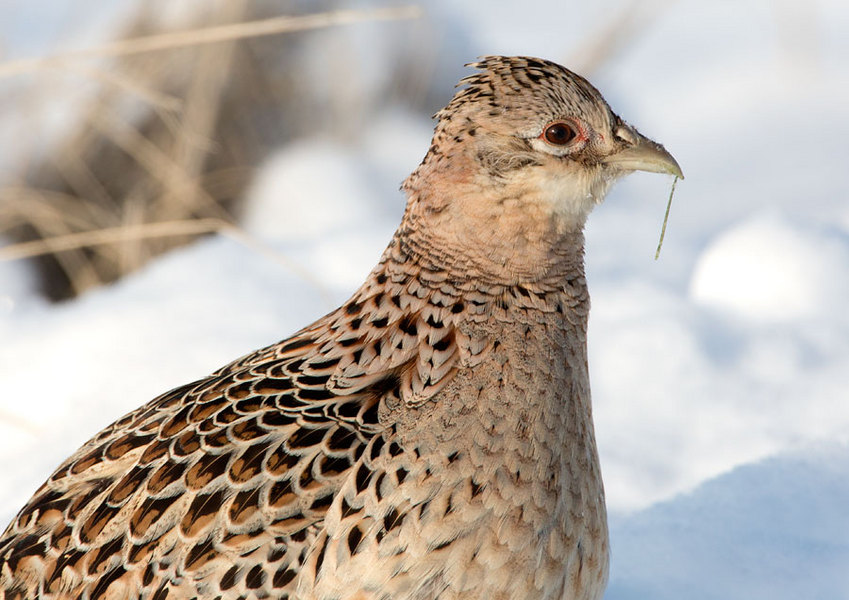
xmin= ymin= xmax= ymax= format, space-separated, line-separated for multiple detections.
xmin=543 ymin=122 xmax=577 ymax=146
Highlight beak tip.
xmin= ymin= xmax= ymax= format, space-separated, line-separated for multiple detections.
xmin=604 ymin=135 xmax=684 ymax=181
xmin=668 ymin=161 xmax=684 ymax=180
xmin=643 ymin=138 xmax=684 ymax=180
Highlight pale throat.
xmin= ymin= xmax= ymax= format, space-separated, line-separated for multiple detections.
xmin=521 ymin=162 xmax=618 ymax=228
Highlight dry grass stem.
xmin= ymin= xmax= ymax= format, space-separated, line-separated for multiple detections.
xmin=0 ymin=6 xmax=423 ymax=79
xmin=0 ymin=219 xmax=334 ymax=306
xmin=160 ymin=0 xmax=248 ymax=222
xmin=83 ymin=108 xmax=229 ymax=220
xmin=54 ymin=62 xmax=184 ymax=115
xmin=654 ymin=176 xmax=679 ymax=260
xmin=0 ymin=219 xmax=227 ymax=261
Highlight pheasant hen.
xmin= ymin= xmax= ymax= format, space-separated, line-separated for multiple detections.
xmin=0 ymin=56 xmax=682 ymax=600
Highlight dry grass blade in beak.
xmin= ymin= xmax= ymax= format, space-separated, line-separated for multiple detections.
xmin=655 ymin=175 xmax=680 ymax=260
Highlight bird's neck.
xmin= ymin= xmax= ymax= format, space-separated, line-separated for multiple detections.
xmin=394 ymin=186 xmax=589 ymax=290
xmin=370 ymin=218 xmax=594 ymax=439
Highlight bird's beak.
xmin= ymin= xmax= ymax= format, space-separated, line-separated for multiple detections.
xmin=604 ymin=132 xmax=684 ymax=179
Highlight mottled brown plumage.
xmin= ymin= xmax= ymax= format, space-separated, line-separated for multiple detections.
xmin=0 ymin=56 xmax=681 ymax=600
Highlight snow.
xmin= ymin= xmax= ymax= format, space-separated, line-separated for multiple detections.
xmin=690 ymin=215 xmax=849 ymax=321
xmin=1 ymin=0 xmax=848 ymax=596
xmin=607 ymin=443 xmax=849 ymax=600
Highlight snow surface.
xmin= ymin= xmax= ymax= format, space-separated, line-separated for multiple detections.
xmin=1 ymin=0 xmax=848 ymax=596
xmin=607 ymin=443 xmax=849 ymax=600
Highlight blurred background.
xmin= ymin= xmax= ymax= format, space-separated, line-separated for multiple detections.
xmin=1 ymin=1 xmax=848 ymax=598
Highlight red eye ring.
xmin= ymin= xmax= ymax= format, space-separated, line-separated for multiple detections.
xmin=542 ymin=121 xmax=579 ymax=146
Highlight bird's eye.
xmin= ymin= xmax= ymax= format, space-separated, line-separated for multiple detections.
xmin=543 ymin=121 xmax=578 ymax=146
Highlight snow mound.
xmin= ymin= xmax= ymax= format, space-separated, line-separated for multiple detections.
xmin=607 ymin=443 xmax=849 ymax=600
xmin=689 ymin=215 xmax=849 ymax=321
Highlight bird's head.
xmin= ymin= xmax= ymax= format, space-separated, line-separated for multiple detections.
xmin=401 ymin=56 xmax=683 ymax=282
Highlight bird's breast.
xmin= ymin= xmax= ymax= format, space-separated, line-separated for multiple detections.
xmin=311 ymin=302 xmax=609 ymax=600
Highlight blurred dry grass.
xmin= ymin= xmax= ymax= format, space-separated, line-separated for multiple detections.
xmin=0 ymin=0 xmax=698 ymax=302
xmin=0 ymin=2 xmax=421 ymax=300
